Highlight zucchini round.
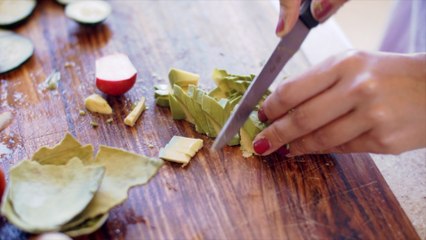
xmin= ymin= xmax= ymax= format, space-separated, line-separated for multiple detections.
xmin=0 ymin=30 xmax=34 ymax=74
xmin=0 ymin=0 xmax=36 ymax=27
xmin=65 ymin=1 xmax=112 ymax=25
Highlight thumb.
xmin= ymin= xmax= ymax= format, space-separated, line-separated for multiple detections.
xmin=276 ymin=0 xmax=302 ymax=37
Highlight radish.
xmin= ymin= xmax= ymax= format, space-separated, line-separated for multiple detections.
xmin=96 ymin=53 xmax=137 ymax=96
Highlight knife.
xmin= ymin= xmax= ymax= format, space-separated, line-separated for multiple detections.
xmin=212 ymin=0 xmax=320 ymax=151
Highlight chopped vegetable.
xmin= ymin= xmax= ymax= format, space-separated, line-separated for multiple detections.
xmin=65 ymin=0 xmax=112 ymax=25
xmin=124 ymin=96 xmax=146 ymax=127
xmin=0 ymin=0 xmax=36 ymax=27
xmin=79 ymin=110 xmax=86 ymax=116
xmin=95 ymin=53 xmax=137 ymax=96
xmin=84 ymin=94 xmax=112 ymax=115
xmin=159 ymin=136 xmax=203 ymax=167
xmin=168 ymin=68 xmax=199 ymax=87
xmin=0 ymin=30 xmax=34 ymax=74
xmin=154 ymin=84 xmax=170 ymax=107
xmin=4 ymin=158 xmax=105 ymax=233
xmin=90 ymin=121 xmax=98 ymax=128
xmin=161 ymin=68 xmax=268 ymax=156
xmin=43 ymin=71 xmax=61 ymax=90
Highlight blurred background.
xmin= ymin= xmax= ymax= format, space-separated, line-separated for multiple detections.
xmin=334 ymin=0 xmax=394 ymax=51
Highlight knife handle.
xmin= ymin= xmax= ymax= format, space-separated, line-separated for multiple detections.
xmin=299 ymin=0 xmax=319 ymax=29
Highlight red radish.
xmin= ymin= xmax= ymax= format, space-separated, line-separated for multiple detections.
xmin=96 ymin=53 xmax=137 ymax=96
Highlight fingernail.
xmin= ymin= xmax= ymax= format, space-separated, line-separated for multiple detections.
xmin=276 ymin=145 xmax=290 ymax=157
xmin=258 ymin=107 xmax=268 ymax=122
xmin=275 ymin=7 xmax=285 ymax=36
xmin=253 ymin=138 xmax=270 ymax=155
xmin=313 ymin=0 xmax=333 ymax=21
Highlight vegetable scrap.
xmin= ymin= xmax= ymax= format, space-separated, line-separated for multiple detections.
xmin=124 ymin=96 xmax=146 ymax=127
xmin=159 ymin=136 xmax=203 ymax=167
xmin=1 ymin=134 xmax=163 ymax=237
xmin=84 ymin=94 xmax=112 ymax=115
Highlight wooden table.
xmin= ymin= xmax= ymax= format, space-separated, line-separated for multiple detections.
xmin=0 ymin=1 xmax=419 ymax=239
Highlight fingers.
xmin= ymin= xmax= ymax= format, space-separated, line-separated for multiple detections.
xmin=253 ymin=81 xmax=354 ymax=156
xmin=277 ymin=0 xmax=348 ymax=37
xmin=311 ymin=0 xmax=348 ymax=22
xmin=259 ymin=56 xmax=341 ymax=124
xmin=288 ymin=109 xmax=373 ymax=156
xmin=277 ymin=0 xmax=302 ymax=37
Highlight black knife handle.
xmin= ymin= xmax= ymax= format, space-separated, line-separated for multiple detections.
xmin=299 ymin=0 xmax=319 ymax=29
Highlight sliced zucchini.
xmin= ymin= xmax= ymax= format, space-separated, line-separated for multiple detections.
xmin=0 ymin=0 xmax=36 ymax=27
xmin=0 ymin=30 xmax=34 ymax=74
xmin=56 ymin=0 xmax=81 ymax=5
xmin=65 ymin=0 xmax=112 ymax=25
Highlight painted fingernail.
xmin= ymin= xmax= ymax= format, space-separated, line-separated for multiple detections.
xmin=253 ymin=138 xmax=270 ymax=155
xmin=276 ymin=145 xmax=290 ymax=157
xmin=313 ymin=0 xmax=333 ymax=21
xmin=258 ymin=107 xmax=268 ymax=122
xmin=275 ymin=7 xmax=285 ymax=36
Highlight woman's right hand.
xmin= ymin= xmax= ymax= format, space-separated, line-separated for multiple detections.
xmin=277 ymin=0 xmax=348 ymax=37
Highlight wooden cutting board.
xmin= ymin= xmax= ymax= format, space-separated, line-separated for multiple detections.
xmin=0 ymin=1 xmax=419 ymax=239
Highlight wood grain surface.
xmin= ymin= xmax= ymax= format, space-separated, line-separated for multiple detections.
xmin=0 ymin=1 xmax=420 ymax=239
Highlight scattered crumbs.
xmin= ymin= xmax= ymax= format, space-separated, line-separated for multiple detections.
xmin=64 ymin=61 xmax=75 ymax=68
xmin=145 ymin=106 xmax=149 ymax=110
xmin=147 ymin=143 xmax=154 ymax=148
xmin=106 ymin=118 xmax=113 ymax=124
xmin=165 ymin=182 xmax=177 ymax=192
xmin=90 ymin=121 xmax=99 ymax=128
xmin=79 ymin=110 xmax=86 ymax=116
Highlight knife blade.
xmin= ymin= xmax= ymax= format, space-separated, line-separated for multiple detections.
xmin=212 ymin=1 xmax=319 ymax=151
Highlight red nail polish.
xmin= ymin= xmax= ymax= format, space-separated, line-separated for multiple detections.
xmin=275 ymin=8 xmax=285 ymax=35
xmin=276 ymin=145 xmax=290 ymax=157
xmin=313 ymin=0 xmax=333 ymax=21
xmin=258 ymin=108 xmax=268 ymax=123
xmin=253 ymin=138 xmax=270 ymax=155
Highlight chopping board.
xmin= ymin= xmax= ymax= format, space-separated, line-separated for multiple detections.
xmin=0 ymin=1 xmax=419 ymax=239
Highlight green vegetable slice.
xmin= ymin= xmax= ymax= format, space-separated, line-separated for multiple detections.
xmin=4 ymin=158 xmax=105 ymax=232
xmin=65 ymin=0 xmax=112 ymax=25
xmin=0 ymin=0 xmax=36 ymax=27
xmin=0 ymin=30 xmax=34 ymax=74
xmin=63 ymin=146 xmax=163 ymax=227
xmin=31 ymin=133 xmax=94 ymax=165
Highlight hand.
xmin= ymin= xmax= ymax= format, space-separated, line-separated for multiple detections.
xmin=277 ymin=0 xmax=348 ymax=37
xmin=253 ymin=51 xmax=426 ymax=156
